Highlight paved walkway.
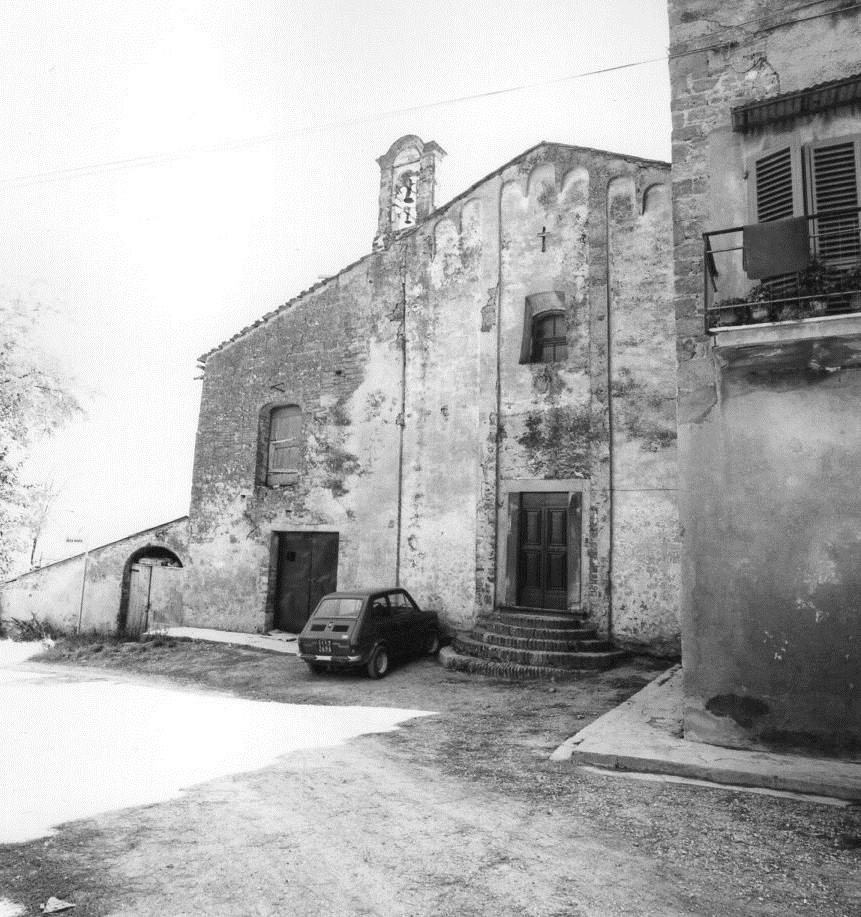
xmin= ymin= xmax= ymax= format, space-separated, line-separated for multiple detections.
xmin=552 ymin=666 xmax=861 ymax=802
xmin=149 ymin=627 xmax=299 ymax=656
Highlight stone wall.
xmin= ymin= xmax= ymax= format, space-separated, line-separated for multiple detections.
xmin=668 ymin=0 xmax=861 ymax=754
xmin=0 ymin=518 xmax=188 ymax=635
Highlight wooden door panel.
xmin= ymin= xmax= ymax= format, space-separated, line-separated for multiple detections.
xmin=516 ymin=493 xmax=569 ymax=611
xmin=275 ymin=533 xmax=339 ymax=633
xmin=126 ymin=564 xmax=152 ymax=636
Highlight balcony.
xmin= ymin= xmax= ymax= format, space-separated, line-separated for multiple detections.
xmin=704 ymin=206 xmax=861 ymax=333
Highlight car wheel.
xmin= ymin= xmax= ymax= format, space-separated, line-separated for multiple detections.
xmin=367 ymin=646 xmax=389 ymax=679
xmin=424 ymin=631 xmax=441 ymax=656
xmin=307 ymin=662 xmax=325 ymax=675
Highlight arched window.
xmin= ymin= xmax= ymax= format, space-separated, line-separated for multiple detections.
xmin=268 ymin=405 xmax=302 ymax=482
xmin=519 ymin=292 xmax=568 ymax=364
xmin=532 ymin=312 xmax=567 ymax=363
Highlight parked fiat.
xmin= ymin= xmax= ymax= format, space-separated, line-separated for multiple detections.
xmin=297 ymin=588 xmax=440 ymax=678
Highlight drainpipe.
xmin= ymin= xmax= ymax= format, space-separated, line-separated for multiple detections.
xmin=394 ymin=242 xmax=408 ymax=588
xmin=492 ymin=177 xmax=504 ymax=610
xmin=603 ymin=175 xmax=617 ymax=640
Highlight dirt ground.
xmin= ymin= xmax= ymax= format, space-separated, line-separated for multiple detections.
xmin=2 ymin=637 xmax=860 ymax=917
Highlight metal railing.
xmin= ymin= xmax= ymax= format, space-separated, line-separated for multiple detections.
xmin=703 ymin=205 xmax=861 ymax=332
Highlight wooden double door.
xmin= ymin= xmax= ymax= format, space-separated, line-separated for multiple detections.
xmin=274 ymin=532 xmax=339 ymax=633
xmin=517 ymin=492 xmax=569 ymax=611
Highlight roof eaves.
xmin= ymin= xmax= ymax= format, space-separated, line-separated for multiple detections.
xmin=732 ymin=72 xmax=861 ymax=132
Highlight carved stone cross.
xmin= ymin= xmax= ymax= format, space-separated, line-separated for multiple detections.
xmin=537 ymin=226 xmax=551 ymax=252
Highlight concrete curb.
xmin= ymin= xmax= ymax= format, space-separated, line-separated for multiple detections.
xmin=150 ymin=627 xmax=299 ymax=656
xmin=552 ymin=666 xmax=861 ymax=802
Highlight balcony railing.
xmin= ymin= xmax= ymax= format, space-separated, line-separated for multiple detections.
xmin=703 ymin=206 xmax=861 ymax=332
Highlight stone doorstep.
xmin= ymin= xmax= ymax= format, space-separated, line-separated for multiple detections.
xmin=472 ymin=628 xmax=610 ymax=653
xmin=439 ymin=645 xmax=603 ymax=681
xmin=454 ymin=635 xmax=626 ymax=670
xmin=551 ymin=666 xmax=861 ymax=803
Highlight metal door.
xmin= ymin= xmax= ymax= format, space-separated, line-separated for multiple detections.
xmin=126 ymin=563 xmax=153 ymax=636
xmin=517 ymin=493 xmax=568 ymax=610
xmin=274 ymin=532 xmax=339 ymax=632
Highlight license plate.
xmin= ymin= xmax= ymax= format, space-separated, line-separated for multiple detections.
xmin=316 ymin=640 xmax=332 ymax=654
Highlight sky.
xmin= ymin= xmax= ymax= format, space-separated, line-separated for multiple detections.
xmin=1 ymin=0 xmax=671 ymax=568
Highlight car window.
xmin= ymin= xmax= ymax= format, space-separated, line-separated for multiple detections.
xmin=387 ymin=591 xmax=417 ymax=611
xmin=313 ymin=597 xmax=363 ymax=619
xmin=369 ymin=595 xmax=391 ymax=618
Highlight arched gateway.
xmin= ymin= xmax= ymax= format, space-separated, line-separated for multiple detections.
xmin=119 ymin=546 xmax=184 ymax=636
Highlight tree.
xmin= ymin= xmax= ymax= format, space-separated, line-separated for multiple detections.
xmin=0 ymin=282 xmax=82 ymax=576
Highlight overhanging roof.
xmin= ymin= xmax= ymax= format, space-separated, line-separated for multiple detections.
xmin=732 ymin=72 xmax=861 ymax=132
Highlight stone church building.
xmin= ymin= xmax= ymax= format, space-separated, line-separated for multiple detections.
xmin=184 ymin=136 xmax=680 ymax=655
xmin=2 ymin=136 xmax=681 ymax=663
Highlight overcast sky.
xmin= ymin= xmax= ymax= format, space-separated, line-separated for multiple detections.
xmin=1 ymin=0 xmax=671 ymax=567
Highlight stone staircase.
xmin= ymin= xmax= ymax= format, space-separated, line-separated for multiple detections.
xmin=443 ymin=609 xmax=626 ymax=680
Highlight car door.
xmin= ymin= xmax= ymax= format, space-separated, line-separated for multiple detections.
xmin=364 ymin=594 xmax=396 ymax=653
xmin=386 ymin=590 xmax=421 ymax=655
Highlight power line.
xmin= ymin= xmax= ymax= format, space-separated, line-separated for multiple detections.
xmin=2 ymin=0 xmax=859 ymax=192
xmin=1 ymin=54 xmax=670 ymax=191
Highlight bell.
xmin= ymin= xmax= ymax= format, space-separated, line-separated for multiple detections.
xmin=403 ymin=188 xmax=415 ymax=204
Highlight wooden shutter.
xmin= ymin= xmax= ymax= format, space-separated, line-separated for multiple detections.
xmin=748 ymin=146 xmax=804 ymax=297
xmin=750 ymin=145 xmax=802 ymax=222
xmin=807 ymin=138 xmax=861 ymax=268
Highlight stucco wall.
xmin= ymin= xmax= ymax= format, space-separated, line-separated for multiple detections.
xmin=0 ymin=518 xmax=188 ymax=635
xmin=669 ymin=0 xmax=861 ymax=754
xmin=608 ymin=177 xmax=680 ymax=654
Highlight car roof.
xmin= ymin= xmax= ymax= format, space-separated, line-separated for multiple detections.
xmin=320 ymin=588 xmax=406 ymax=599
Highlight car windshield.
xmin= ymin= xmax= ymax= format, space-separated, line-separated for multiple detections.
xmin=313 ymin=597 xmax=364 ymax=619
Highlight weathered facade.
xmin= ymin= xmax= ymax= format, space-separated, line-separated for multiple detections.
xmin=0 ymin=518 xmax=187 ymax=635
xmin=669 ymin=0 xmax=861 ymax=755
xmin=184 ymin=137 xmax=680 ymax=652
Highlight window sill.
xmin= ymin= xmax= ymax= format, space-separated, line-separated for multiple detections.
xmin=711 ymin=312 xmax=861 ymax=350
xmin=264 ymin=471 xmax=299 ymax=488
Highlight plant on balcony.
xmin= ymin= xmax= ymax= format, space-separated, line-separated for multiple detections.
xmin=712 ymin=257 xmax=861 ymax=327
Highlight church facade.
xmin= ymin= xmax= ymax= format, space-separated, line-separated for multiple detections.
xmin=183 ymin=136 xmax=680 ymax=652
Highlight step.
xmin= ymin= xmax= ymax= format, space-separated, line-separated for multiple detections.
xmin=439 ymin=646 xmax=599 ymax=682
xmin=471 ymin=628 xmax=611 ymax=654
xmin=476 ymin=621 xmax=600 ymax=641
xmin=489 ymin=610 xmax=589 ymax=630
xmin=454 ymin=635 xmax=626 ymax=671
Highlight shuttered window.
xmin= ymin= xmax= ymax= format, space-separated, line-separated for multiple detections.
xmin=268 ymin=406 xmax=302 ymax=476
xmin=809 ymin=140 xmax=861 ymax=268
xmin=749 ymin=137 xmax=861 ymax=283
xmin=753 ymin=146 xmax=799 ymax=222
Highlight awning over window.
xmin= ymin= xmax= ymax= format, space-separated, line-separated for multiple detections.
xmin=732 ymin=73 xmax=861 ymax=132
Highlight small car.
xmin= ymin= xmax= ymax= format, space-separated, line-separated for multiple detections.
xmin=297 ymin=588 xmax=441 ymax=678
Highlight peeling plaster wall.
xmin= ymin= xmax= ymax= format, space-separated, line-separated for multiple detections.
xmin=398 ymin=199 xmax=490 ymax=627
xmin=608 ymin=177 xmax=681 ymax=654
xmin=669 ymin=0 xmax=861 ymax=754
xmin=185 ymin=251 xmax=405 ymax=632
xmin=0 ymin=518 xmax=188 ymax=634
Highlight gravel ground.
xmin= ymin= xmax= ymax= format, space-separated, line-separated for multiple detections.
xmin=1 ymin=636 xmax=859 ymax=917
